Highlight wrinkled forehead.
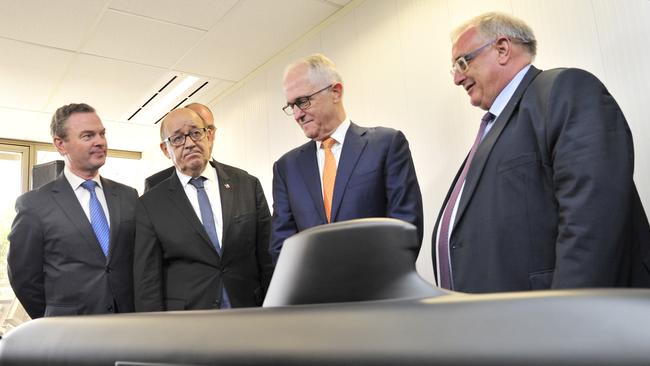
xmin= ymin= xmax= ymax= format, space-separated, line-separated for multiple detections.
xmin=162 ymin=111 xmax=203 ymax=136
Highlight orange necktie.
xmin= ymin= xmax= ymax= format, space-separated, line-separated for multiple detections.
xmin=322 ymin=137 xmax=337 ymax=223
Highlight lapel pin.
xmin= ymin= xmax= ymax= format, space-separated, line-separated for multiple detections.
xmin=224 ymin=183 xmax=231 ymax=189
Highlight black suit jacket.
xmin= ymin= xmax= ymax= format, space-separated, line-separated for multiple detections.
xmin=433 ymin=66 xmax=650 ymax=292
xmin=143 ymin=166 xmax=175 ymax=192
xmin=8 ymin=174 xmax=137 ymax=318
xmin=134 ymin=161 xmax=273 ymax=311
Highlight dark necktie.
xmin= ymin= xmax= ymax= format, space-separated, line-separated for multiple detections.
xmin=188 ymin=176 xmax=231 ymax=309
xmin=80 ymin=180 xmax=110 ymax=257
xmin=437 ymin=112 xmax=494 ymax=289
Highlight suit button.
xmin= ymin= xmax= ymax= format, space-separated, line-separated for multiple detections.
xmin=212 ymin=300 xmax=220 ymax=308
xmin=107 ymin=305 xmax=114 ymax=313
xmin=105 ymin=266 xmax=112 ymax=273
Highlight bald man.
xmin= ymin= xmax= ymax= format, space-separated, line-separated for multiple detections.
xmin=143 ymin=103 xmax=216 ymax=191
xmin=134 ymin=108 xmax=273 ymax=311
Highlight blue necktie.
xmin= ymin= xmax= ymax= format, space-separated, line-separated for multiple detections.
xmin=81 ymin=180 xmax=110 ymax=257
xmin=188 ymin=177 xmax=231 ymax=309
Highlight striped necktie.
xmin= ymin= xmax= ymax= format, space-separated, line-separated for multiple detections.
xmin=81 ymin=180 xmax=110 ymax=257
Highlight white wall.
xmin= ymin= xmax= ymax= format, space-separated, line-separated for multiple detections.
xmin=209 ymin=0 xmax=650 ymax=284
xmin=0 ymin=109 xmax=165 ymax=194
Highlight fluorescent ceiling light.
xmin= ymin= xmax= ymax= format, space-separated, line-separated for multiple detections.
xmin=128 ymin=74 xmax=203 ymax=125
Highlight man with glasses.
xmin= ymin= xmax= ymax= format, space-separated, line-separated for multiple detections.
xmin=134 ymin=108 xmax=274 ymax=311
xmin=433 ymin=12 xmax=650 ymax=293
xmin=271 ymin=53 xmax=423 ymax=263
xmin=144 ymin=102 xmax=216 ymax=192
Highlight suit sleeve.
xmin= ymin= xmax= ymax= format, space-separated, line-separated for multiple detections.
xmin=548 ymin=69 xmax=635 ymax=287
xmin=7 ymin=195 xmax=46 ymax=319
xmin=270 ymin=160 xmax=297 ymax=264
xmin=384 ymin=130 xmax=424 ymax=245
xmin=133 ymin=199 xmax=165 ymax=311
xmin=252 ymin=177 xmax=274 ymax=292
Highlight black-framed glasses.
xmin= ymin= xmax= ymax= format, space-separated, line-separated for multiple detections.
xmin=282 ymin=84 xmax=332 ymax=116
xmin=450 ymin=39 xmax=496 ymax=75
xmin=163 ymin=127 xmax=208 ymax=147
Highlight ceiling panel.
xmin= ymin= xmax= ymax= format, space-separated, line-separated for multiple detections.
xmin=108 ymin=0 xmax=239 ymax=30
xmin=0 ymin=0 xmax=351 ymax=128
xmin=0 ymin=39 xmax=75 ymax=111
xmin=82 ymin=9 xmax=206 ymax=68
xmin=0 ymin=0 xmax=107 ymax=50
xmin=175 ymin=0 xmax=341 ymax=81
xmin=193 ymin=79 xmax=235 ymax=106
xmin=46 ymin=54 xmax=167 ymax=120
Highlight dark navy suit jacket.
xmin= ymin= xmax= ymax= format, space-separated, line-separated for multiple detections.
xmin=432 ymin=66 xmax=650 ymax=292
xmin=271 ymin=122 xmax=423 ymax=263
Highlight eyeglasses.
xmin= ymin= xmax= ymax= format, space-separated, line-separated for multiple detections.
xmin=282 ymin=84 xmax=332 ymax=116
xmin=450 ymin=40 xmax=496 ymax=76
xmin=163 ymin=127 xmax=208 ymax=147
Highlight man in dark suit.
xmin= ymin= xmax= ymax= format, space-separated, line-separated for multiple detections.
xmin=134 ymin=108 xmax=273 ymax=311
xmin=272 ymin=54 xmax=423 ymax=263
xmin=144 ymin=103 xmax=216 ymax=191
xmin=8 ymin=103 xmax=137 ymax=318
xmin=433 ymin=12 xmax=650 ymax=293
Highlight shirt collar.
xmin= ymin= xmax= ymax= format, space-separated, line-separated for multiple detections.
xmin=317 ymin=117 xmax=350 ymax=148
xmin=177 ymin=160 xmax=218 ymax=186
xmin=64 ymin=164 xmax=102 ymax=190
xmin=489 ymin=64 xmax=531 ymax=119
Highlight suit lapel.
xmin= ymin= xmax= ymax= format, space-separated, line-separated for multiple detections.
xmin=214 ymin=161 xmax=232 ymax=252
xmin=453 ymin=66 xmax=543 ymax=230
xmin=51 ymin=175 xmax=106 ymax=260
xmin=331 ymin=122 xmax=367 ymax=222
xmin=166 ymin=172 xmax=221 ymax=258
xmin=297 ymin=141 xmax=327 ymax=223
xmin=101 ymin=177 xmax=121 ymax=259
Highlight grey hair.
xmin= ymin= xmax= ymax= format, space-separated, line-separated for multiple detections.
xmin=452 ymin=12 xmax=537 ymax=58
xmin=284 ymin=53 xmax=343 ymax=86
xmin=50 ymin=103 xmax=96 ymax=139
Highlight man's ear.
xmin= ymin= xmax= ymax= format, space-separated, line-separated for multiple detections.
xmin=53 ymin=137 xmax=66 ymax=155
xmin=207 ymin=127 xmax=216 ymax=143
xmin=160 ymin=142 xmax=172 ymax=160
xmin=495 ymin=36 xmax=512 ymax=65
xmin=331 ymin=82 xmax=344 ymax=103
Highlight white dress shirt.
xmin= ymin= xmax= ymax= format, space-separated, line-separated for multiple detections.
xmin=64 ymin=165 xmax=111 ymax=227
xmin=316 ymin=118 xmax=350 ymax=197
xmin=176 ymin=162 xmax=223 ymax=247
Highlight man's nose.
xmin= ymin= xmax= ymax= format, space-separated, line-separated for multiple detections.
xmin=183 ymin=134 xmax=197 ymax=148
xmin=453 ymin=69 xmax=465 ymax=85
xmin=93 ymin=134 xmax=106 ymax=145
xmin=294 ymin=106 xmax=306 ymax=121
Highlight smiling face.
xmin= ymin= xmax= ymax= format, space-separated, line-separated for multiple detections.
xmin=451 ymin=26 xmax=502 ymax=111
xmin=53 ymin=112 xmax=107 ymax=179
xmin=160 ymin=108 xmax=210 ymax=178
xmin=283 ymin=64 xmax=343 ymax=142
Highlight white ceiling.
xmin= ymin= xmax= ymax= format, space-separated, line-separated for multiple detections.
xmin=0 ymin=0 xmax=350 ymax=127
